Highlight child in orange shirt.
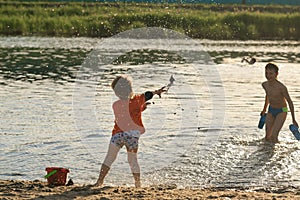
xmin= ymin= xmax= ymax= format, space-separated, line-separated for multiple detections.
xmin=95 ymin=75 xmax=166 ymax=187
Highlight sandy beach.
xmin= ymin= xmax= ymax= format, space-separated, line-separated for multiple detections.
xmin=1 ymin=179 xmax=300 ymax=200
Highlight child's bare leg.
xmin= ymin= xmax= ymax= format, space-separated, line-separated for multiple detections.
xmin=265 ymin=113 xmax=274 ymax=141
xmin=95 ymin=143 xmax=120 ymax=186
xmin=270 ymin=112 xmax=287 ymax=143
xmin=95 ymin=164 xmax=110 ymax=187
xmin=133 ymin=173 xmax=141 ymax=188
xmin=127 ymin=149 xmax=141 ymax=188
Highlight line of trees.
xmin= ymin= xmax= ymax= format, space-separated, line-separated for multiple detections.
xmin=0 ymin=2 xmax=299 ymax=39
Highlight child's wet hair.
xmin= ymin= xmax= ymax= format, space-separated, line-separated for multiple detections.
xmin=265 ymin=63 xmax=279 ymax=73
xmin=111 ymin=75 xmax=133 ymax=100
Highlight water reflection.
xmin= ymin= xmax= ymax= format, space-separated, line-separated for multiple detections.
xmin=0 ymin=47 xmax=87 ymax=82
xmin=113 ymin=49 xmax=185 ymax=65
xmin=211 ymin=51 xmax=300 ymax=64
xmin=218 ymin=139 xmax=276 ymax=188
xmin=0 ymin=45 xmax=299 ymax=82
xmin=0 ymin=48 xmax=187 ymax=82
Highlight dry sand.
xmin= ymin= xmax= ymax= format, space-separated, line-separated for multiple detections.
xmin=1 ymin=179 xmax=300 ymax=200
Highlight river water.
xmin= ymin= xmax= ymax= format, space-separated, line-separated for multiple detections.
xmin=1 ymin=32 xmax=300 ymax=191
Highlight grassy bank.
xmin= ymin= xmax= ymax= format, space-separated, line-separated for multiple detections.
xmin=0 ymin=1 xmax=299 ymax=40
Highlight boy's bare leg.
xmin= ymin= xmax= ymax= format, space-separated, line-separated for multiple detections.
xmin=265 ymin=113 xmax=275 ymax=141
xmin=270 ymin=112 xmax=287 ymax=143
xmin=133 ymin=173 xmax=141 ymax=188
xmin=94 ymin=164 xmax=110 ymax=187
xmin=127 ymin=148 xmax=141 ymax=188
xmin=95 ymin=144 xmax=120 ymax=187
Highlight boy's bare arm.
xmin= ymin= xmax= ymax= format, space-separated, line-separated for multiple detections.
xmin=282 ymin=86 xmax=298 ymax=127
xmin=261 ymin=95 xmax=269 ymax=115
xmin=261 ymin=82 xmax=269 ymax=115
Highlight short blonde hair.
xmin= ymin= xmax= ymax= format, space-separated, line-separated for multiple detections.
xmin=111 ymin=75 xmax=133 ymax=100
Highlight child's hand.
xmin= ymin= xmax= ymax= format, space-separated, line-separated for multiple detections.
xmin=293 ymin=120 xmax=299 ymax=128
xmin=260 ymin=111 xmax=266 ymax=116
xmin=142 ymin=102 xmax=151 ymax=111
xmin=154 ymin=86 xmax=167 ymax=98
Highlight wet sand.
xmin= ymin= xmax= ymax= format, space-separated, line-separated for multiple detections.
xmin=1 ymin=179 xmax=300 ymax=200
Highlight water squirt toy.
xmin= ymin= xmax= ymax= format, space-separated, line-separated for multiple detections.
xmin=290 ymin=124 xmax=300 ymax=140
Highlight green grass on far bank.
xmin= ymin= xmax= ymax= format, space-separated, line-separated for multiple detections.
xmin=0 ymin=1 xmax=299 ymax=40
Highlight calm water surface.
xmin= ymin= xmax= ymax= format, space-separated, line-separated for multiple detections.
xmin=0 ymin=36 xmax=300 ymax=191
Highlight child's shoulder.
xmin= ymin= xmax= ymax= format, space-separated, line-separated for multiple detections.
xmin=112 ymin=99 xmax=120 ymax=106
xmin=132 ymin=93 xmax=144 ymax=98
xmin=262 ymin=81 xmax=268 ymax=85
xmin=130 ymin=93 xmax=145 ymax=103
xmin=276 ymin=80 xmax=287 ymax=89
xmin=262 ymin=81 xmax=268 ymax=87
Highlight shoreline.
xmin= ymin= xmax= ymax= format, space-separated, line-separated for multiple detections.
xmin=1 ymin=179 xmax=300 ymax=200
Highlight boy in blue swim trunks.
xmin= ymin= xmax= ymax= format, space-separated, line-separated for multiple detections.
xmin=260 ymin=63 xmax=298 ymax=143
xmin=94 ymin=75 xmax=166 ymax=187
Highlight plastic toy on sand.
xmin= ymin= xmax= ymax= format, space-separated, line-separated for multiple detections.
xmin=45 ymin=167 xmax=70 ymax=186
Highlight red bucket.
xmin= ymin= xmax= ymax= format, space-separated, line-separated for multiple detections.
xmin=45 ymin=167 xmax=70 ymax=186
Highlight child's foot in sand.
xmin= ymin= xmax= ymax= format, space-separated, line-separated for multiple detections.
xmin=135 ymin=181 xmax=141 ymax=188
xmin=93 ymin=180 xmax=103 ymax=187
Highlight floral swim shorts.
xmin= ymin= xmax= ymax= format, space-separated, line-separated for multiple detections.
xmin=110 ymin=130 xmax=141 ymax=150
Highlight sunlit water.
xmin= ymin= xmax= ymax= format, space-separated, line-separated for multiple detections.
xmin=0 ymin=36 xmax=300 ymax=191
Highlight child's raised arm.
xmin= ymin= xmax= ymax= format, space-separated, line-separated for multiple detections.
xmin=153 ymin=86 xmax=167 ymax=98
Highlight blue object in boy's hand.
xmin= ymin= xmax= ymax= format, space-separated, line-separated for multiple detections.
xmin=289 ymin=124 xmax=300 ymax=140
xmin=258 ymin=114 xmax=266 ymax=129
